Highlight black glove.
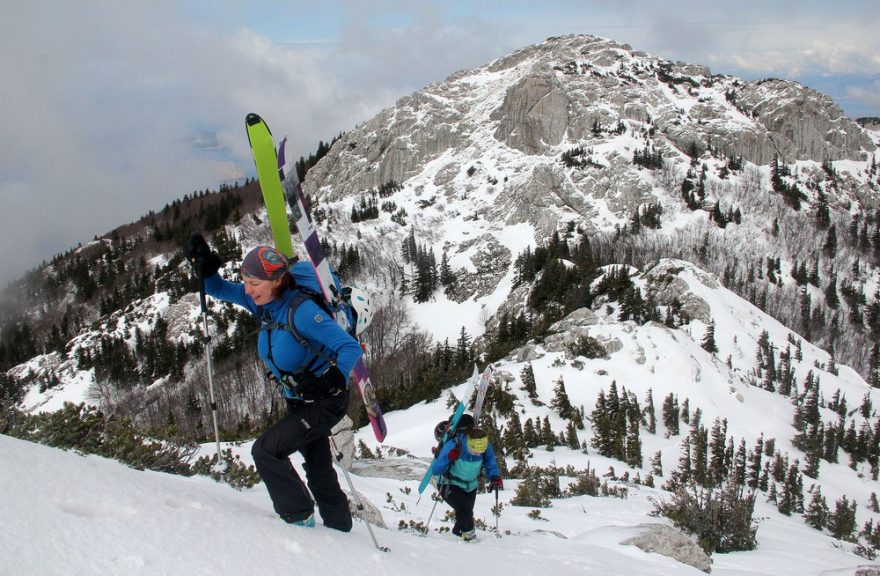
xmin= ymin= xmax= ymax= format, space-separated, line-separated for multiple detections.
xmin=290 ymin=365 xmax=348 ymax=400
xmin=185 ymin=233 xmax=223 ymax=278
xmin=321 ymin=365 xmax=348 ymax=393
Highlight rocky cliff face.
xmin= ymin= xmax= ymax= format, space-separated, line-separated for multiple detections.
xmin=299 ymin=34 xmax=878 ymax=376
xmin=734 ymin=78 xmax=872 ymax=162
xmin=304 ymin=35 xmax=874 ymax=240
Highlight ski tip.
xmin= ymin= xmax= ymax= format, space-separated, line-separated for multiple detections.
xmin=245 ymin=112 xmax=264 ymax=127
xmin=372 ymin=420 xmax=387 ymax=443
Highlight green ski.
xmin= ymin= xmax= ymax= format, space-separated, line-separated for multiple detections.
xmin=245 ymin=113 xmax=295 ymax=258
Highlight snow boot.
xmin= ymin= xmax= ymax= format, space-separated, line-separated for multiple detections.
xmin=283 ymin=512 xmax=316 ymax=528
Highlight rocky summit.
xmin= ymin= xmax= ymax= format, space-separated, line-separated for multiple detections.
xmin=305 ymin=34 xmax=874 ymax=237
xmin=294 ymin=34 xmax=878 ymax=379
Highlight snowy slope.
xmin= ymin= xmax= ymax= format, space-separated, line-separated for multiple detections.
xmin=6 ymin=258 xmax=880 ymax=575
xmin=1 ymin=432 xmax=871 ymax=576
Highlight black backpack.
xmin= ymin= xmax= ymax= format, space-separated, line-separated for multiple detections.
xmin=431 ymin=413 xmax=475 ymax=454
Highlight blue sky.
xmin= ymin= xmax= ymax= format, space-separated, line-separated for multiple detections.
xmin=1 ymin=0 xmax=878 ymax=291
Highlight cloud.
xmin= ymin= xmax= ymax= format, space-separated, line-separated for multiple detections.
xmin=0 ymin=1 xmax=527 ymax=290
xmin=0 ymin=4 xmax=389 ymax=289
xmin=0 ymin=3 xmax=230 ymax=287
xmin=1 ymin=0 xmax=878 ymax=291
xmin=845 ymin=80 xmax=880 ymax=116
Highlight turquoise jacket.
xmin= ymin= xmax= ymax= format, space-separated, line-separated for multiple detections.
xmin=203 ymin=272 xmax=362 ymax=399
xmin=431 ymin=433 xmax=501 ymax=492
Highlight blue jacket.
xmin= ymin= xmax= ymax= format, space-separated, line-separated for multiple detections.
xmin=203 ymin=273 xmax=363 ymax=398
xmin=431 ymin=433 xmax=501 ymax=492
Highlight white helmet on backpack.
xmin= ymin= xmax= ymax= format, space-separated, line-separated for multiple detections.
xmin=347 ymin=286 xmax=373 ymax=335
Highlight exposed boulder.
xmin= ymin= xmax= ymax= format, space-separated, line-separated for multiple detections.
xmin=550 ymin=307 xmax=600 ymax=333
xmin=543 ymin=308 xmax=623 ymax=357
xmin=331 ymin=416 xmax=356 ymax=470
xmin=516 ymin=343 xmax=541 ymax=363
xmin=622 ymin=523 xmax=712 ymax=573
xmin=643 ymin=260 xmax=715 ymax=324
xmin=346 ymin=490 xmax=386 ymax=529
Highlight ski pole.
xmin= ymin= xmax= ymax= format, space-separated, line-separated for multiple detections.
xmin=198 ymin=278 xmax=224 ymax=471
xmin=424 ymin=481 xmax=449 ymax=537
xmin=329 ymin=436 xmax=389 ymax=552
xmin=424 ymin=489 xmax=442 ymax=536
xmin=494 ymin=486 xmax=500 ymax=536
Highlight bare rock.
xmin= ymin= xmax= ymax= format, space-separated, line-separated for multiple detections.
xmin=643 ymin=260 xmax=714 ymax=324
xmin=492 ymin=72 xmax=569 ymax=155
xmin=346 ymin=490 xmax=387 ymax=529
xmin=331 ymin=416 xmax=356 ymax=470
xmin=735 ymin=79 xmax=874 ymax=162
xmin=622 ymin=523 xmax=712 ymax=573
xmin=516 ymin=343 xmax=541 ymax=362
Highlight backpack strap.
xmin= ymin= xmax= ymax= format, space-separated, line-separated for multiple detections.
xmin=255 ymin=292 xmax=337 ymax=377
xmin=284 ymin=292 xmax=337 ymax=372
xmin=438 ymin=435 xmax=465 ymax=485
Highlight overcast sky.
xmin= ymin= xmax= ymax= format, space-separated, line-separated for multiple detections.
xmin=1 ymin=0 xmax=878 ymax=291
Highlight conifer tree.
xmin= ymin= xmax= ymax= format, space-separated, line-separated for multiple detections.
xmin=823 ymin=421 xmax=840 ymax=463
xmin=504 ymin=411 xmax=525 ymax=458
xmin=871 ymin=343 xmax=880 ymax=389
xmin=625 ymin=417 xmax=643 ymax=468
xmin=455 ymin=326 xmax=471 ymax=369
xmin=541 ymin=416 xmax=556 ymax=448
xmin=701 ymin=320 xmax=718 ymax=354
xmin=752 ymin=459 xmax=766 ymax=492
xmin=518 ymin=363 xmax=538 ymax=404
xmin=747 ymin=435 xmax=763 ymax=489
xmin=801 ymin=424 xmax=823 ymax=479
xmin=662 ymin=393 xmax=680 ymax=437
xmin=590 ymin=389 xmax=613 ymax=457
xmin=732 ymin=439 xmax=747 ymax=486
xmin=676 ymin=435 xmax=693 ymax=487
xmin=439 ymin=251 xmax=456 ymax=291
xmin=643 ymin=388 xmax=656 ymax=434
xmin=776 ymin=460 xmax=802 ymax=516
xmin=691 ymin=421 xmax=709 ymax=486
xmin=650 ymin=450 xmax=663 ymax=478
xmin=551 ymin=376 xmax=575 ymax=420
xmin=565 ymin=421 xmax=580 ymax=450
xmin=825 ymin=269 xmax=840 ymax=309
xmin=793 ymin=372 xmax=821 ymax=441
xmin=804 ymin=487 xmax=829 ymax=530
xmin=827 ymin=496 xmax=857 ymax=541
xmin=766 ymin=482 xmax=778 ymax=504
xmin=523 ymin=418 xmax=538 ymax=448
xmin=709 ymin=418 xmax=728 ymax=486
xmin=861 ymin=393 xmax=873 ymax=419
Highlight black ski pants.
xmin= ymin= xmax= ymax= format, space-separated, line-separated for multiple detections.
xmin=251 ymin=391 xmax=352 ymax=531
xmin=440 ymin=483 xmax=477 ymax=535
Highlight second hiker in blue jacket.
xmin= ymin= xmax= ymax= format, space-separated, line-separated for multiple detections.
xmin=431 ymin=425 xmax=503 ymax=541
xmin=186 ymin=234 xmax=362 ymax=531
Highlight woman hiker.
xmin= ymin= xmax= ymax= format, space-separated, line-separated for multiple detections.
xmin=186 ymin=234 xmax=371 ymax=531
